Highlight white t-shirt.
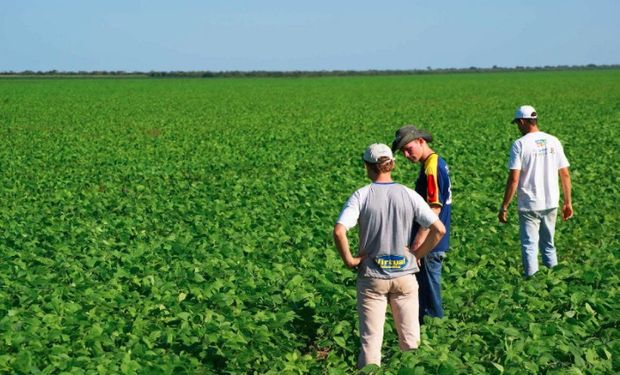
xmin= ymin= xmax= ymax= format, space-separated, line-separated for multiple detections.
xmin=336 ymin=182 xmax=438 ymax=279
xmin=508 ymin=131 xmax=570 ymax=211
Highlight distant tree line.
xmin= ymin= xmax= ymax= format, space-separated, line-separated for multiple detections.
xmin=1 ymin=64 xmax=618 ymax=78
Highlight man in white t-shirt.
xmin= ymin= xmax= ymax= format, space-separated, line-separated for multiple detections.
xmin=498 ymin=105 xmax=573 ymax=277
xmin=334 ymin=143 xmax=445 ymax=368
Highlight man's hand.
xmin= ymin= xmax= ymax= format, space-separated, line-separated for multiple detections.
xmin=344 ymin=254 xmax=366 ymax=269
xmin=562 ymin=203 xmax=574 ymax=221
xmin=498 ymin=208 xmax=508 ymax=223
xmin=406 ymin=246 xmax=422 ymax=267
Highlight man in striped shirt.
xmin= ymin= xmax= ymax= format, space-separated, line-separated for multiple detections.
xmin=392 ymin=125 xmax=452 ymax=324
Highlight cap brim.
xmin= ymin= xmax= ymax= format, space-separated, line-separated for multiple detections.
xmin=391 ymin=138 xmax=403 ymax=152
xmin=391 ymin=134 xmax=414 ymax=152
xmin=392 ymin=132 xmax=433 ymax=151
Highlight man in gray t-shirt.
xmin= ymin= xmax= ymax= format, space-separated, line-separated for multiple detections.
xmin=333 ymin=143 xmax=445 ymax=368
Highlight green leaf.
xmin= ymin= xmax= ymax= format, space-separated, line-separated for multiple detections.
xmin=503 ymin=327 xmax=520 ymax=337
xmin=491 ymin=362 xmax=504 ymax=373
xmin=14 ymin=351 xmax=32 ymax=373
xmin=360 ymin=364 xmax=380 ymax=374
xmin=398 ymin=367 xmax=416 ymax=375
xmin=584 ymin=303 xmax=596 ymax=316
xmin=333 ymin=336 xmax=347 ymax=348
xmin=585 ymin=348 xmax=598 ymax=364
xmin=438 ymin=362 xmax=457 ymax=375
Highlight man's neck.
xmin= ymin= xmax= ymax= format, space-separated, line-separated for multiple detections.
xmin=373 ymin=173 xmax=393 ymax=183
xmin=421 ymin=147 xmax=435 ymax=163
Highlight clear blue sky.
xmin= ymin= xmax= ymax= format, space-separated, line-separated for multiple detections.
xmin=1 ymin=0 xmax=618 ymax=72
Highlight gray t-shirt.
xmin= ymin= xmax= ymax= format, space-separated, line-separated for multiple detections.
xmin=337 ymin=182 xmax=438 ymax=279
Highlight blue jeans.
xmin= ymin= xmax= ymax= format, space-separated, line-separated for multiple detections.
xmin=416 ymin=251 xmax=445 ymax=324
xmin=518 ymin=208 xmax=558 ymax=277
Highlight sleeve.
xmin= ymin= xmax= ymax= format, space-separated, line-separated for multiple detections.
xmin=423 ymin=154 xmax=442 ymax=207
xmin=439 ymin=160 xmax=452 ymax=206
xmin=407 ymin=188 xmax=439 ymax=228
xmin=336 ymin=191 xmax=361 ymax=230
xmin=555 ymin=139 xmax=570 ymax=169
xmin=508 ymin=141 xmax=521 ymax=170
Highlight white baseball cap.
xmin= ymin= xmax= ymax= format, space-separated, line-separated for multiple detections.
xmin=363 ymin=143 xmax=394 ymax=164
xmin=511 ymin=105 xmax=537 ymax=124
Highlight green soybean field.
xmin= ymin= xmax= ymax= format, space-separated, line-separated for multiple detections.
xmin=1 ymin=70 xmax=619 ymax=374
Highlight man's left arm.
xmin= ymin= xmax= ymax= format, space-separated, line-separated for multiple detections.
xmin=559 ymin=167 xmax=573 ymax=221
xmin=412 ymin=206 xmax=441 ymax=251
xmin=413 ymin=219 xmax=446 ymax=260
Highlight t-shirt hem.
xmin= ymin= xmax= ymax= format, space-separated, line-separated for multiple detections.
xmin=358 ymin=270 xmax=417 ymax=279
xmin=517 ymin=205 xmax=559 ymax=212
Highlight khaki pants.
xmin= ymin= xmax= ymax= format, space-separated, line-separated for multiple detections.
xmin=356 ymin=274 xmax=420 ymax=368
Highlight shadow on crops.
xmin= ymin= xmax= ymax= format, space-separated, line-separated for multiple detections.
xmin=290 ymin=302 xmax=321 ymax=353
xmin=159 ymin=340 xmax=227 ymax=372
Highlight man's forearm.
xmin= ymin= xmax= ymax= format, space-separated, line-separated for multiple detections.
xmin=501 ymin=179 xmax=518 ymax=210
xmin=412 ymin=206 xmax=441 ymax=250
xmin=333 ymin=224 xmax=353 ymax=265
xmin=559 ymin=168 xmax=572 ymax=205
xmin=498 ymin=170 xmax=520 ymax=223
xmin=414 ymin=220 xmax=446 ymax=259
xmin=334 ymin=223 xmax=366 ymax=268
xmin=412 ymin=228 xmax=429 ymax=251
xmin=559 ymin=167 xmax=574 ymax=220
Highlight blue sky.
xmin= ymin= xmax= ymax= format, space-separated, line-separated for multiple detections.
xmin=1 ymin=0 xmax=618 ymax=72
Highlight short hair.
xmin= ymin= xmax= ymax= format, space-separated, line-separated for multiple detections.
xmin=520 ymin=118 xmax=537 ymax=125
xmin=365 ymin=157 xmax=395 ymax=174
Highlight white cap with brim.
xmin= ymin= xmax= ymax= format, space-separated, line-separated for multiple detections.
xmin=511 ymin=105 xmax=537 ymax=124
xmin=363 ymin=143 xmax=394 ymax=164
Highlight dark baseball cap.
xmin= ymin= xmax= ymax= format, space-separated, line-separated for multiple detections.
xmin=391 ymin=125 xmax=433 ymax=152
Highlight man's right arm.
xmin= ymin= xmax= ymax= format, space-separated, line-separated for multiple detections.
xmin=498 ymin=169 xmax=520 ymax=223
xmin=333 ymin=223 xmax=365 ymax=268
